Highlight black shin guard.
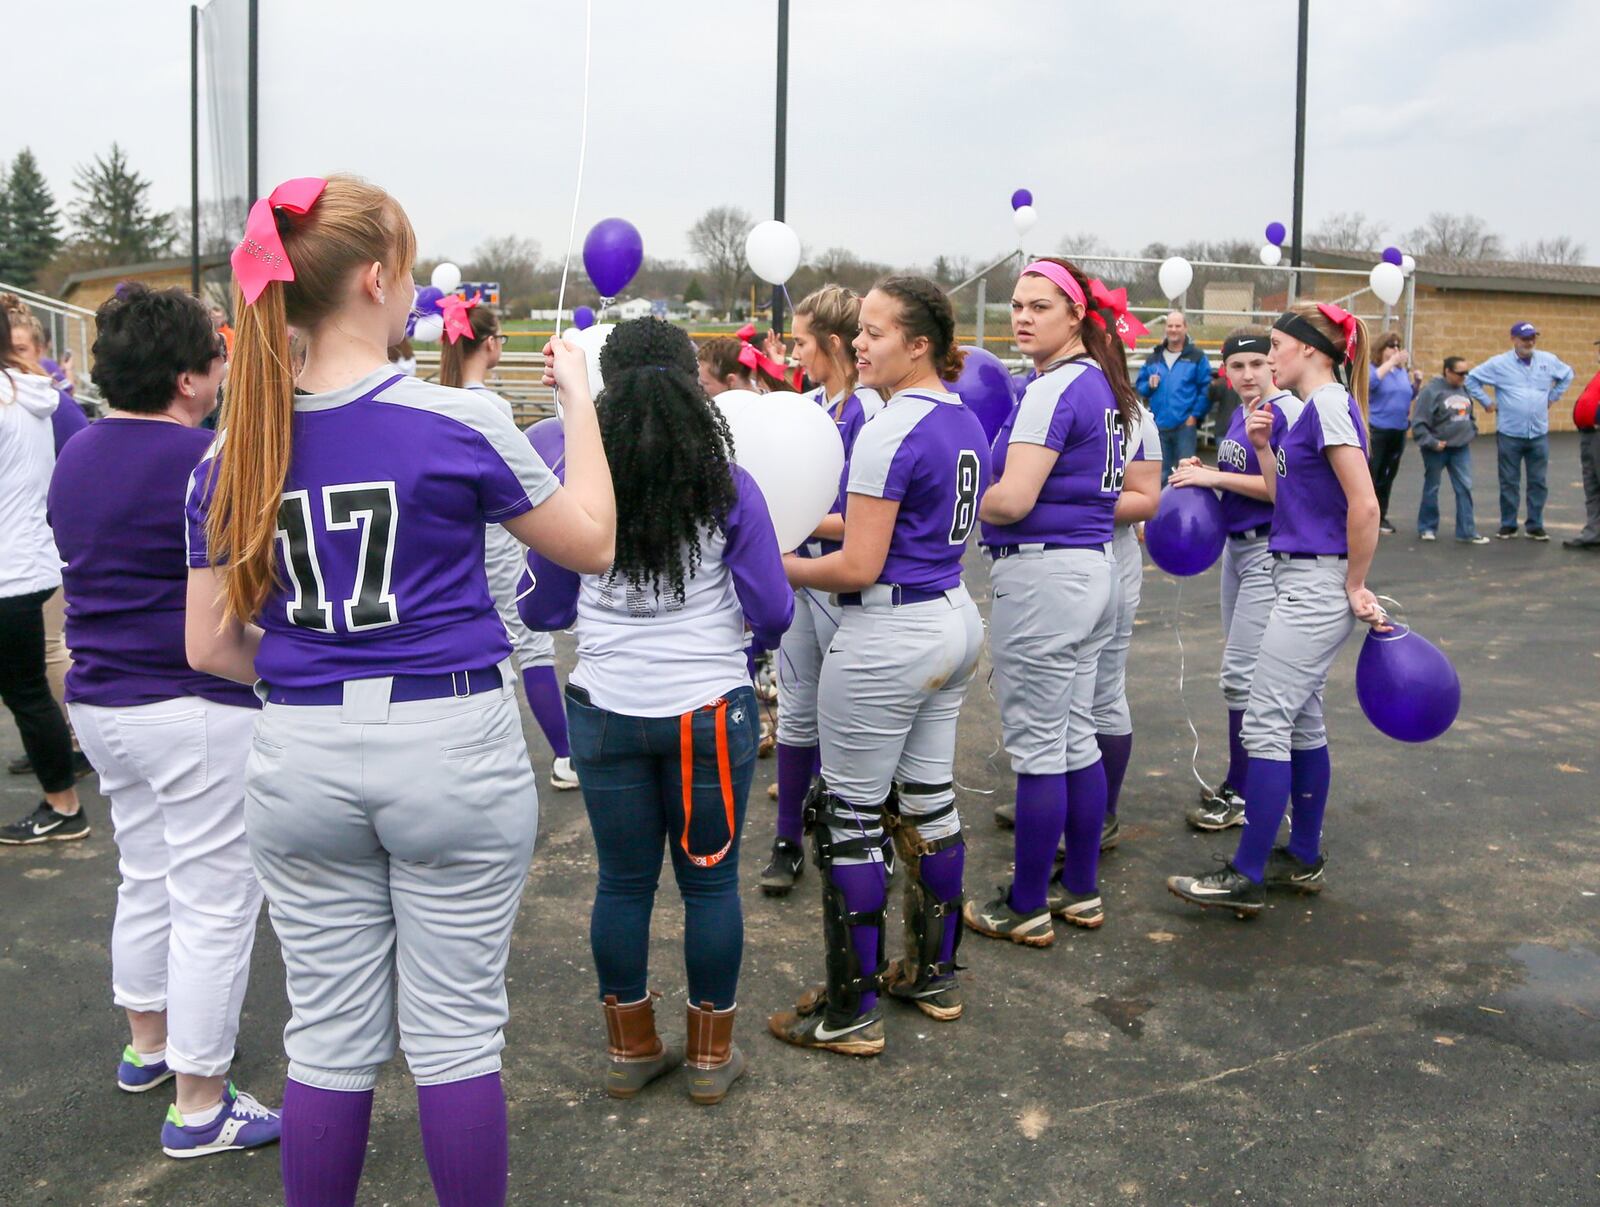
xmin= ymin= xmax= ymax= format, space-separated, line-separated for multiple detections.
xmin=807 ymin=787 xmax=887 ymax=1026
xmin=886 ymin=784 xmax=964 ymax=988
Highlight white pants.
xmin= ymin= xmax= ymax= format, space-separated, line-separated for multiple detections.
xmin=70 ymin=697 xmax=261 ymax=1078
xmin=1090 ymin=525 xmax=1144 ymax=736
xmin=1219 ymin=535 xmax=1275 ymax=710
xmin=1240 ymin=558 xmax=1356 ymax=758
xmin=776 ymin=587 xmax=842 ymax=747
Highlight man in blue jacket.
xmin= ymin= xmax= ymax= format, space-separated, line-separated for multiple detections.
xmin=1135 ymin=311 xmax=1215 ymax=484
xmin=1465 ymin=321 xmax=1574 ymax=540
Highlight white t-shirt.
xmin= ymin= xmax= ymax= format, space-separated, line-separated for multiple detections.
xmin=0 ymin=371 xmax=64 ymax=598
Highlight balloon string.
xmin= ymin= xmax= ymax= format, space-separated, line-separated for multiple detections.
xmin=1173 ymin=579 xmax=1210 ymax=794
xmin=1375 ymin=593 xmax=1405 ymax=628
xmin=553 ymin=0 xmax=593 ymax=341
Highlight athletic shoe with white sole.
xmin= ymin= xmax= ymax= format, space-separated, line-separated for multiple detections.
xmin=1419 ymin=531 xmax=1437 ymax=541
xmin=1099 ymin=815 xmax=1121 ymax=852
xmin=1527 ymin=527 xmax=1550 ymax=541
xmin=0 ymin=801 xmax=90 ymax=845
xmin=767 ymin=1000 xmax=885 ymax=1057
xmin=118 ymin=1045 xmax=175 ymax=1093
xmin=962 ymin=887 xmax=1054 ymax=947
xmin=1263 ymin=845 xmax=1326 ymax=893
xmin=881 ymin=958 xmax=963 ymax=1021
xmin=1165 ymin=863 xmax=1264 ymax=918
xmin=1046 ymin=882 xmax=1105 ymax=928
xmin=550 ymin=756 xmax=580 ymax=791
xmin=1186 ymin=784 xmax=1245 ymax=832
xmin=1459 ymin=535 xmax=1491 ymax=545
xmin=758 ymin=837 xmax=804 ymax=896
xmin=993 ymin=799 xmax=1016 ymax=829
xmin=160 ymin=1082 xmax=281 ymax=1159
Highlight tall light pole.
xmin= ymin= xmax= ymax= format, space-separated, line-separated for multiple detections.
xmin=247 ymin=0 xmax=259 ymax=207
xmin=190 ymin=3 xmax=200 ymax=294
xmin=1290 ymin=0 xmax=1309 ymax=285
xmin=770 ymin=0 xmax=790 ymax=336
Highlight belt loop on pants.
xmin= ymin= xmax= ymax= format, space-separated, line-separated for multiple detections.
xmin=679 ymin=697 xmax=736 ymax=868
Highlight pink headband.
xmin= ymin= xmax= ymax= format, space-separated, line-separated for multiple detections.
xmin=231 ymin=177 xmax=328 ymax=306
xmin=1022 ymin=260 xmax=1086 ymax=308
xmin=1020 ymin=261 xmax=1150 ymax=349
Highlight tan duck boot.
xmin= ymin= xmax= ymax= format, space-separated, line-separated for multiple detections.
xmin=684 ymin=1001 xmax=746 ymax=1105
xmin=602 ymin=992 xmax=681 ymax=1099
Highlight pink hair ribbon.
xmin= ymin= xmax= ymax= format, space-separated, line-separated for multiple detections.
xmin=1316 ymin=302 xmax=1359 ymax=363
xmin=439 ymin=294 xmax=481 ymax=344
xmin=735 ymin=322 xmax=802 ymax=390
xmin=1086 ymin=279 xmax=1150 ymax=349
xmin=231 ymin=177 xmax=328 ymax=305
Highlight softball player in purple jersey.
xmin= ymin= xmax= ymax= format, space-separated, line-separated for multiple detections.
xmin=184 ymin=176 xmax=615 ymax=1207
xmin=1169 ymin=302 xmax=1386 ymax=917
xmin=438 ymin=297 xmax=578 ymax=790
xmin=762 ymin=284 xmax=883 ymax=896
xmin=46 ymin=285 xmax=280 ymax=1159
xmin=1169 ymin=328 xmax=1305 ymax=831
xmin=768 ymin=278 xmax=989 ymax=1055
xmin=962 ymin=258 xmax=1147 ymax=947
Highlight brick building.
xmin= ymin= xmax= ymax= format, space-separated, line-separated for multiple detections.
xmin=1305 ymin=250 xmax=1600 ymax=432
xmin=59 ymin=253 xmax=231 ymax=315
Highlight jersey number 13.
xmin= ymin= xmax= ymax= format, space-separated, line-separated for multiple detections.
xmin=276 ymin=483 xmax=400 ymax=632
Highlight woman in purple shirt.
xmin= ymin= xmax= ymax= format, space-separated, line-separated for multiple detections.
xmin=1168 ymin=302 xmax=1388 ymax=917
xmin=769 ymin=277 xmax=989 ymax=1055
xmin=45 ymin=285 xmax=279 ymax=1159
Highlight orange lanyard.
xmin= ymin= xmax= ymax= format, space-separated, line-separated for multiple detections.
xmin=678 ymin=698 xmax=735 ymax=868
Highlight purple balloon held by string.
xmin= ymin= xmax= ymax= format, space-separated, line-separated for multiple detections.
xmin=1145 ymin=485 xmax=1227 ymax=576
xmin=1355 ymin=624 xmax=1460 ymax=742
xmin=583 ymin=218 xmax=644 ymax=299
xmin=1265 ymin=220 xmax=1286 ymax=246
xmin=945 ymin=346 xmax=1016 ymax=444
xmin=526 ymin=416 xmax=566 ymax=479
xmin=573 ymin=305 xmax=596 ymax=331
xmin=1382 ymin=246 xmax=1404 ymax=266
xmin=1011 ymin=188 xmax=1033 ymax=211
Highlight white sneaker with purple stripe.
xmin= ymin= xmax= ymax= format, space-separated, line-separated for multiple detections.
xmin=160 ymin=1082 xmax=281 ymax=1159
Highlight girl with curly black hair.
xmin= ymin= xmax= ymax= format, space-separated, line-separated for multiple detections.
xmin=519 ymin=316 xmax=792 ymax=1106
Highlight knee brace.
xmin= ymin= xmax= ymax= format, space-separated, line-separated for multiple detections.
xmin=805 ymin=786 xmax=888 ymax=1025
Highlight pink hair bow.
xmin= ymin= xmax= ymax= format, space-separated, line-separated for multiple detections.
xmin=439 ymin=293 xmax=480 ymax=344
xmin=231 ymin=177 xmax=328 ymax=306
xmin=1086 ymin=279 xmax=1149 ymax=349
xmin=735 ymin=322 xmax=802 ymax=389
xmin=1316 ymin=302 xmax=1359 ymax=363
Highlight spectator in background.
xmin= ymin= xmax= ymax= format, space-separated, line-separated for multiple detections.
xmin=207 ymin=302 xmax=235 ymax=360
xmin=1411 ymin=357 xmax=1489 ymax=544
xmin=1466 ymin=321 xmax=1573 ymax=540
xmin=1136 ymin=310 xmax=1214 ymax=484
xmin=1564 ymin=338 xmax=1600 ymax=551
xmin=1207 ymin=362 xmax=1243 ymax=445
xmin=1367 ymin=331 xmax=1419 ymax=534
xmin=38 ymin=329 xmax=76 ymax=397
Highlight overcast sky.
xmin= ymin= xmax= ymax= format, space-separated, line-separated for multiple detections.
xmin=7 ymin=0 xmax=1598 ymax=272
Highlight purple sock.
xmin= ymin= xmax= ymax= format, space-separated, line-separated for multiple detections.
xmin=1096 ymin=732 xmax=1133 ymax=818
xmin=1232 ymin=755 xmax=1293 ymax=882
xmin=522 ymin=666 xmax=570 ymax=759
xmin=1225 ymin=709 xmax=1248 ymax=788
xmin=917 ymin=843 xmax=965 ymax=968
xmin=1060 ymin=763 xmax=1108 ymax=894
xmin=830 ymin=860 xmax=886 ymax=1015
xmin=281 ymin=1080 xmax=372 ymax=1207
xmin=417 ymin=1072 xmax=508 ymax=1207
xmin=1288 ymin=746 xmax=1332 ymax=864
xmin=775 ymin=743 xmax=814 ymax=844
xmin=1009 ymin=772 xmax=1066 ymax=914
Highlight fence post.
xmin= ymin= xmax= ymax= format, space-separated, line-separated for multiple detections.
xmin=974 ymin=277 xmax=986 ymax=348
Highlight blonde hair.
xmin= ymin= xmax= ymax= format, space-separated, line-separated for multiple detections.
xmin=206 ymin=174 xmax=416 ymax=624
xmin=1 ymin=292 xmax=45 ymax=374
xmin=438 ymin=304 xmax=502 ymax=389
xmin=794 ymin=284 xmax=860 ymax=407
xmin=1283 ymin=301 xmax=1371 ymax=415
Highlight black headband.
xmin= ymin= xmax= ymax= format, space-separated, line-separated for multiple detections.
xmin=1273 ymin=311 xmax=1345 ymax=364
xmin=1221 ymin=333 xmax=1270 ymax=361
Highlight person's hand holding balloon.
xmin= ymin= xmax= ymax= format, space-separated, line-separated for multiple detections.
xmin=544 ymin=337 xmax=592 ymax=404
xmin=1167 ymin=461 xmax=1221 ymax=490
xmin=1347 ymin=584 xmax=1392 ymax=631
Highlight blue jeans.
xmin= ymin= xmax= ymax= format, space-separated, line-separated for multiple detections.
xmin=1496 ymin=433 xmax=1548 ymax=530
xmin=1418 ymin=445 xmax=1477 ymax=539
xmin=566 ymin=683 xmax=758 ymax=1010
xmin=1158 ymin=423 xmax=1198 ymax=486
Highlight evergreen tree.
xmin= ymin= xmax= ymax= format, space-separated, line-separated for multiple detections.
xmin=70 ymin=143 xmax=176 ymax=265
xmin=1 ymin=150 xmax=63 ymax=287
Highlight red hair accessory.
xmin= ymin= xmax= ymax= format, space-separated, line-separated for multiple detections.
xmin=735 ymin=322 xmax=802 ymax=390
xmin=1086 ymin=279 xmax=1150 ymax=349
xmin=439 ymin=294 xmax=480 ymax=345
xmin=231 ymin=177 xmax=328 ymax=305
xmin=1316 ymin=302 xmax=1359 ymax=363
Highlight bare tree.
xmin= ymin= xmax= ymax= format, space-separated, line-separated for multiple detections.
xmin=1403 ymin=212 xmax=1504 ymax=260
xmin=686 ymin=206 xmax=752 ymax=315
xmin=1513 ymin=235 xmax=1587 ymax=265
xmin=1307 ymin=211 xmax=1387 ymax=252
xmin=466 ymin=235 xmax=542 ymax=310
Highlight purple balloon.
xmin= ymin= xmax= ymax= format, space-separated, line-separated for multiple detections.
xmin=1008 ymin=368 xmax=1032 ymax=403
xmin=572 ymin=305 xmax=597 ymax=331
xmin=1356 ymin=624 xmax=1460 ymax=742
xmin=1382 ymin=246 xmax=1403 ymax=266
xmin=414 ymin=285 xmax=445 ymax=316
xmin=582 ymin=218 xmax=644 ymax=299
xmin=1145 ymin=485 xmax=1227 ymax=576
xmin=1265 ymin=221 xmax=1287 ymax=245
xmin=526 ymin=416 xmax=565 ymax=479
xmin=945 ymin=347 xmax=1015 ymax=444
xmin=1010 ymin=188 xmax=1033 ymax=211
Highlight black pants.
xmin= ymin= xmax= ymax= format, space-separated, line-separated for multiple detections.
xmin=1369 ymin=427 xmax=1407 ymax=521
xmin=0 ymin=588 xmax=75 ymax=793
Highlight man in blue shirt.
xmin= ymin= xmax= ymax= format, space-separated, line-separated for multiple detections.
xmin=1465 ymin=321 xmax=1573 ymax=540
xmin=1135 ymin=311 xmax=1214 ymax=484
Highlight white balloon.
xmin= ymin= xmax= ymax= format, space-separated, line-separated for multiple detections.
xmin=561 ymin=326 xmax=580 ymax=342
xmin=411 ymin=314 xmax=444 ymax=343
xmin=714 ymin=388 xmax=844 ymax=553
xmin=1369 ymin=261 xmax=1405 ymax=307
xmin=745 ymin=220 xmax=802 ymax=286
xmin=567 ymin=322 xmax=615 ymax=398
xmin=1158 ymin=256 xmax=1193 ymax=300
xmin=1259 ymin=244 xmax=1283 ymax=267
xmin=1400 ymin=253 xmax=1416 ymax=277
xmin=1012 ymin=204 xmax=1038 ymax=236
xmin=430 ymin=262 xmax=462 ymax=293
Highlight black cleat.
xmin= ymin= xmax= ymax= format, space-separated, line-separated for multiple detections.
xmin=1526 ymin=527 xmax=1549 ymax=542
xmin=993 ymin=799 xmax=1016 ymax=829
xmin=1099 ymin=814 xmax=1121 ymax=852
xmin=758 ymin=838 xmax=805 ymax=896
xmin=1187 ymin=783 xmax=1245 ymax=831
xmin=0 ymin=801 xmax=91 ymax=845
xmin=1166 ymin=862 xmax=1263 ymax=918
xmin=1263 ymin=845 xmax=1326 ymax=893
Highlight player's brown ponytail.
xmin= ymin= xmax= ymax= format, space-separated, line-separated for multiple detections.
xmin=793 ymin=284 xmax=861 ymax=407
xmin=437 ymin=305 xmax=502 ymax=389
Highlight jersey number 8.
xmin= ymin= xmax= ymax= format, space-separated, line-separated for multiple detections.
xmin=948 ymin=449 xmax=981 ymax=544
xmin=276 ymin=482 xmax=400 ymax=632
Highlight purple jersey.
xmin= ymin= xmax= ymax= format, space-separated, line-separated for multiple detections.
xmin=981 ymin=358 xmax=1123 ymax=548
xmin=187 ymin=368 xmax=559 ymax=688
xmin=846 ymin=389 xmax=991 ymax=591
xmin=49 ymin=420 xmax=256 ymax=709
xmin=1268 ymin=382 xmax=1368 ymax=556
xmin=1216 ymin=390 xmax=1302 ymax=534
xmin=804 ymin=385 xmax=883 ymax=557
xmin=49 ymin=390 xmax=89 ymax=456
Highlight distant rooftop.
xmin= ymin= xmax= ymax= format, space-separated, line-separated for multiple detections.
xmin=1306 ymin=249 xmax=1600 ymax=297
